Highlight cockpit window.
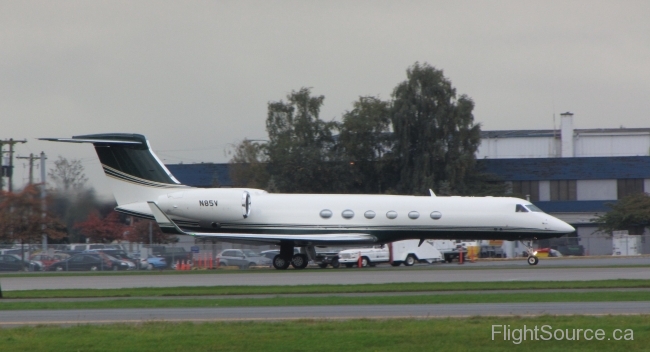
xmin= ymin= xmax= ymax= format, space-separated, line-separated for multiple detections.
xmin=525 ymin=204 xmax=543 ymax=212
xmin=515 ymin=204 xmax=529 ymax=212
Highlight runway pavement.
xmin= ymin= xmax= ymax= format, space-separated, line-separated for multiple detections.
xmin=1 ymin=302 xmax=650 ymax=327
xmin=2 ymin=265 xmax=650 ymax=291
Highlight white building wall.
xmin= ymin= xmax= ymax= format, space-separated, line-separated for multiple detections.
xmin=645 ymin=179 xmax=650 ymax=193
xmin=575 ymin=134 xmax=650 ymax=157
xmin=476 ymin=137 xmax=556 ymax=159
xmin=479 ymin=132 xmax=650 ymax=159
xmin=539 ymin=181 xmax=550 ymax=201
xmin=576 ymin=180 xmax=618 ymax=200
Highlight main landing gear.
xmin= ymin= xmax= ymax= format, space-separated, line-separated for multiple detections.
xmin=272 ymin=243 xmax=309 ymax=270
xmin=520 ymin=240 xmax=539 ymax=266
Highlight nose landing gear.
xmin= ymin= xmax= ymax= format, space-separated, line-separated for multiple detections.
xmin=520 ymin=240 xmax=539 ymax=266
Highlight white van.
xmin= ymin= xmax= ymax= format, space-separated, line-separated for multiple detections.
xmin=337 ymin=239 xmax=443 ymax=267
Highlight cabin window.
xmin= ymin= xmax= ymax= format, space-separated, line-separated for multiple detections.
xmin=386 ymin=211 xmax=398 ymax=219
xmin=408 ymin=211 xmax=420 ymax=219
xmin=364 ymin=210 xmax=376 ymax=219
xmin=342 ymin=209 xmax=355 ymax=219
xmin=320 ymin=209 xmax=332 ymax=219
xmin=430 ymin=211 xmax=442 ymax=220
xmin=515 ymin=204 xmax=529 ymax=213
xmin=525 ymin=204 xmax=543 ymax=212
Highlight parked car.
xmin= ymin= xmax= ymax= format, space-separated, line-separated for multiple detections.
xmin=216 ymin=249 xmax=270 ymax=268
xmin=29 ymin=253 xmax=69 ymax=270
xmin=140 ymin=255 xmax=167 ymax=270
xmin=151 ymin=246 xmax=192 ymax=267
xmin=48 ymin=253 xmax=129 ymax=271
xmin=88 ymin=249 xmax=138 ymax=269
xmin=0 ymin=254 xmax=42 ymax=271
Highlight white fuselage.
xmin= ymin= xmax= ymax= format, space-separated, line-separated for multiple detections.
xmin=135 ymin=187 xmax=575 ymax=242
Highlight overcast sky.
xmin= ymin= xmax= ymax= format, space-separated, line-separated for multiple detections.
xmin=1 ymin=1 xmax=649 ymax=196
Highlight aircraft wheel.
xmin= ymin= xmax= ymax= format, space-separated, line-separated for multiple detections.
xmin=404 ymin=255 xmax=416 ymax=266
xmin=272 ymin=255 xmax=291 ymax=270
xmin=291 ymin=254 xmax=309 ymax=269
xmin=527 ymin=256 xmax=539 ymax=266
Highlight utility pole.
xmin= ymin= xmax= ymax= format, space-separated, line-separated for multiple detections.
xmin=39 ymin=152 xmax=48 ymax=250
xmin=16 ymin=153 xmax=38 ymax=185
xmin=0 ymin=139 xmax=28 ymax=192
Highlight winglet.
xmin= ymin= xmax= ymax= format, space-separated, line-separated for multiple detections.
xmin=147 ymin=201 xmax=189 ymax=235
xmin=429 ymin=189 xmax=436 ymax=197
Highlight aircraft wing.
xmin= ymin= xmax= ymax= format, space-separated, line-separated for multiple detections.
xmin=147 ymin=201 xmax=377 ymax=246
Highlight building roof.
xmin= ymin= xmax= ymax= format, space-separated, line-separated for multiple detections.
xmin=478 ymin=156 xmax=650 ymax=181
xmin=480 ymin=128 xmax=650 ymax=139
xmin=165 ymin=163 xmax=233 ymax=187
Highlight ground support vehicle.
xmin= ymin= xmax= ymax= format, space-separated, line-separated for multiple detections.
xmin=314 ymin=250 xmax=341 ymax=268
xmin=337 ymin=240 xmax=443 ymax=268
xmin=431 ymin=240 xmax=468 ymax=263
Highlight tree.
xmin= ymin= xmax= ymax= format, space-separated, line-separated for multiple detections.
xmin=338 ymin=96 xmax=395 ymax=193
xmin=125 ymin=218 xmax=174 ymax=244
xmin=229 ymin=139 xmax=270 ymax=188
xmin=391 ymin=62 xmax=481 ymax=195
xmin=48 ymin=156 xmax=88 ymax=191
xmin=265 ymin=87 xmax=342 ymax=193
xmin=74 ymin=211 xmax=125 ymax=243
xmin=0 ymin=185 xmax=67 ymax=266
xmin=594 ymin=193 xmax=650 ymax=235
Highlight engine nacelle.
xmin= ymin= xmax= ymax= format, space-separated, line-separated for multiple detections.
xmin=157 ymin=188 xmax=252 ymax=226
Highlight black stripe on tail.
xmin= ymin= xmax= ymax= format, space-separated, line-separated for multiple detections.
xmin=74 ymin=133 xmax=179 ymax=185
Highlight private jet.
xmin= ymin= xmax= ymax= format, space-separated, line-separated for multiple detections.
xmin=42 ymin=133 xmax=575 ymax=269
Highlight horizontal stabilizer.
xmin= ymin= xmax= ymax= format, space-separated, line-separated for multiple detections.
xmin=146 ymin=201 xmax=377 ymax=245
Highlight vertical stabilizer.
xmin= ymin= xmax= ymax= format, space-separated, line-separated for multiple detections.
xmin=40 ymin=133 xmax=190 ymax=205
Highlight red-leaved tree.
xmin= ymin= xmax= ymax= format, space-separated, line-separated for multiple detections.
xmin=125 ymin=218 xmax=174 ymax=244
xmin=74 ymin=211 xmax=125 ymax=243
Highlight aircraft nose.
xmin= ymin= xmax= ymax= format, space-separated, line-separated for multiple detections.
xmin=554 ymin=219 xmax=575 ymax=234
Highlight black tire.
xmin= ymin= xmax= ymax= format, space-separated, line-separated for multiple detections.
xmin=527 ymin=256 xmax=539 ymax=266
xmin=390 ymin=262 xmax=401 ymax=267
xmin=360 ymin=257 xmax=370 ymax=267
xmin=404 ymin=255 xmax=416 ymax=266
xmin=272 ymin=255 xmax=291 ymax=270
xmin=291 ymin=254 xmax=309 ymax=269
xmin=331 ymin=258 xmax=340 ymax=269
xmin=318 ymin=263 xmax=328 ymax=269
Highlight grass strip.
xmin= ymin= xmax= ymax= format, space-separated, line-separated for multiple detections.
xmin=1 ymin=316 xmax=649 ymax=351
xmin=1 ymin=262 xmax=650 ymax=278
xmin=1 ymin=291 xmax=650 ymax=310
xmin=4 ymin=279 xmax=650 ymax=299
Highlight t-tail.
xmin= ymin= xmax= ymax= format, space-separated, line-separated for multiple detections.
xmin=40 ymin=133 xmax=191 ymax=207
